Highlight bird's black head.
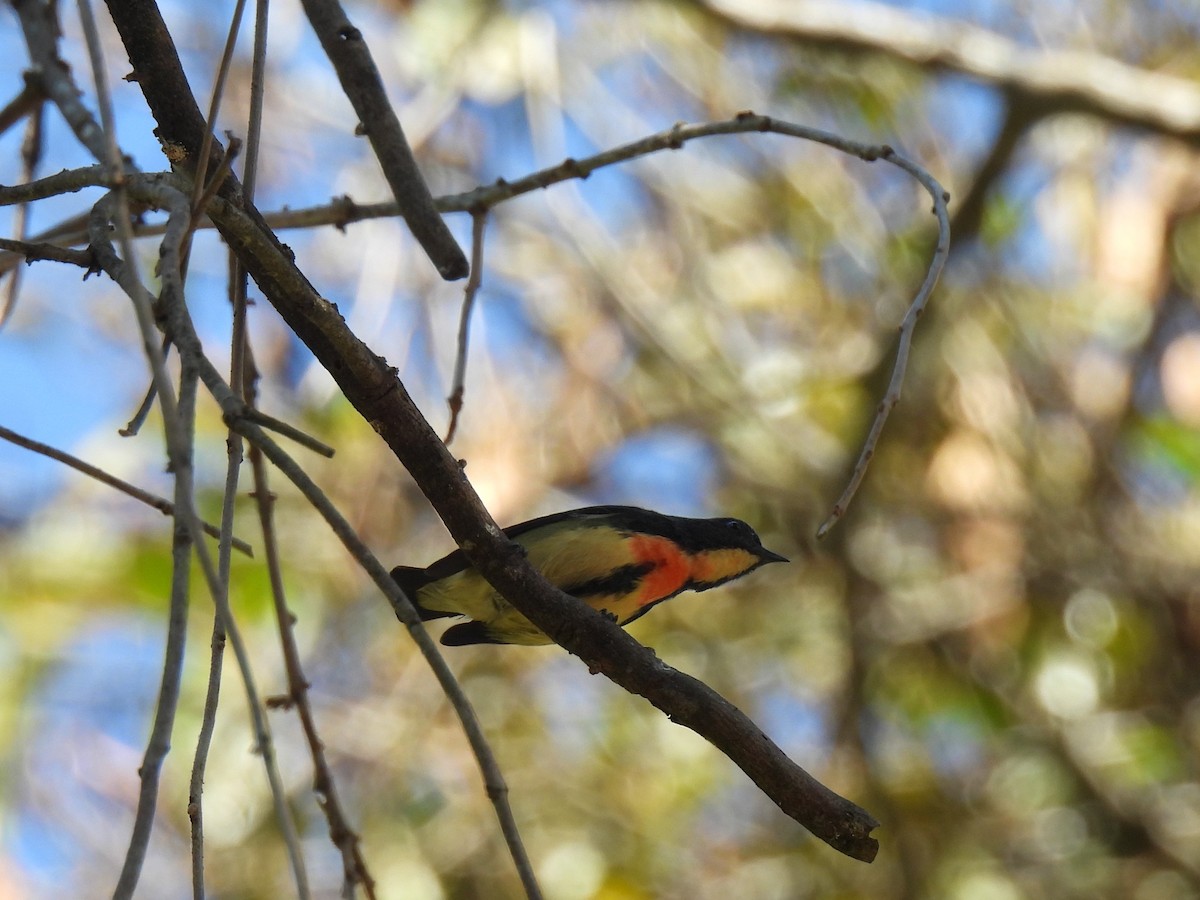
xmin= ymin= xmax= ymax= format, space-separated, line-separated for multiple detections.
xmin=655 ymin=514 xmax=789 ymax=593
xmin=702 ymin=516 xmax=788 ymax=562
xmin=584 ymin=506 xmax=788 ymax=570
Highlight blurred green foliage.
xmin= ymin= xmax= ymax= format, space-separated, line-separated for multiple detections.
xmin=3 ymin=0 xmax=1200 ymax=898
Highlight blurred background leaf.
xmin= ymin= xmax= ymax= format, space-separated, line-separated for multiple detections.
xmin=3 ymin=0 xmax=1200 ymax=897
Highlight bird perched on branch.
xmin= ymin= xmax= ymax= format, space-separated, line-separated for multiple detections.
xmin=391 ymin=505 xmax=787 ymax=646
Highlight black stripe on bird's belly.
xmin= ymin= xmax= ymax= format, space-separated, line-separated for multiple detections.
xmin=562 ymin=562 xmax=655 ymax=601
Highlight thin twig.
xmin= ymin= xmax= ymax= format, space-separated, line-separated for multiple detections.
xmin=189 ymin=307 xmax=247 ymax=900
xmin=296 ymin=0 xmax=467 ymax=279
xmin=0 ymin=164 xmax=108 ymax=205
xmin=190 ymin=0 xmax=247 ymax=217
xmin=179 ymin=138 xmax=238 ymax=283
xmin=0 ymin=423 xmax=253 ymax=556
xmin=187 ymin=606 xmax=226 ymax=900
xmin=2 ymin=112 xmax=939 ymax=263
xmin=190 ymin=1 xmax=264 ymax=891
xmin=120 ymin=336 xmax=170 ymax=438
xmin=69 ymin=3 xmax=191 ymax=897
xmin=13 ymin=0 xmax=111 ymax=163
xmin=197 ymin=115 xmax=934 ymax=243
xmin=240 ymin=0 xmax=269 ymax=212
xmin=155 ymin=372 xmax=200 ymax=891
xmin=241 ymin=422 xmax=539 ymax=900
xmin=174 ymin=0 xmax=247 ymax=286
xmin=249 ymin=446 xmax=378 ymax=900
xmin=815 ymin=144 xmax=951 ymax=537
xmin=190 ymin=135 xmax=240 ymax=222
xmin=0 ymin=237 xmax=95 ymax=268
xmin=187 ymin=11 xmax=253 ymax=873
xmin=168 ymin=364 xmax=202 ymax=896
xmin=444 ymin=210 xmax=487 ymax=444
xmin=1 ymin=92 xmax=45 ymax=328
xmin=0 ymin=78 xmax=45 ymax=136
xmin=238 ymin=406 xmax=336 ymax=457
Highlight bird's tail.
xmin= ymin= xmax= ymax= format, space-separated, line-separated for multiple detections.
xmin=441 ymin=621 xmax=503 ymax=645
xmin=389 ymin=566 xmax=458 ymax=621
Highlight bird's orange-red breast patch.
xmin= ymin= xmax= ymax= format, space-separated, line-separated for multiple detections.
xmin=628 ymin=534 xmax=691 ymax=605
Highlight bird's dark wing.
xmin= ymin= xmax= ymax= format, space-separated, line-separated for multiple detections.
xmin=498 ymin=505 xmax=649 ymax=540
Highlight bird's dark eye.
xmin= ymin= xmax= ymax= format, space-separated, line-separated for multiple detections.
xmin=722 ymin=518 xmax=754 ymax=540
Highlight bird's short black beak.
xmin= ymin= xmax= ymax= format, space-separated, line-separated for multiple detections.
xmin=759 ymin=548 xmax=789 ymax=564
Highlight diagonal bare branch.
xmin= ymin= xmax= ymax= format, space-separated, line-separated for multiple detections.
xmin=296 ymin=0 xmax=468 ymax=280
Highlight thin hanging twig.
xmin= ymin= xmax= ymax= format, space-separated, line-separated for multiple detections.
xmin=444 ymin=210 xmax=487 ymax=444
xmin=65 ymin=4 xmax=310 ymax=891
xmin=178 ymin=0 xmax=248 ymax=277
xmin=249 ymin=446 xmax=379 ymax=900
xmin=240 ymin=406 xmax=336 ymax=457
xmin=0 ymin=79 xmax=45 ymax=137
xmin=815 ymin=144 xmax=950 ymax=538
xmin=69 ymin=3 xmax=195 ymax=897
xmin=0 ymin=90 xmax=44 ymax=329
xmin=120 ymin=336 xmax=171 ymax=438
xmin=189 ymin=0 xmax=263 ymax=892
